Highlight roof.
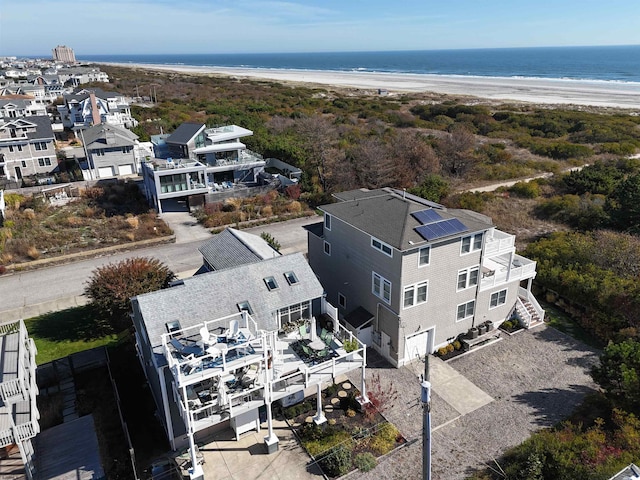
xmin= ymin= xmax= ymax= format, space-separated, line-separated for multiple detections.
xmin=166 ymin=122 xmax=205 ymax=146
xmin=321 ymin=187 xmax=493 ymax=250
xmin=64 ymin=88 xmax=119 ymax=102
xmin=0 ymin=115 xmax=54 ymax=140
xmin=609 ymin=464 xmax=640 ymax=480
xmin=344 ymin=306 xmax=374 ymax=329
xmin=34 ymin=415 xmax=105 ymax=480
xmin=198 ymin=228 xmax=280 ymax=271
xmin=134 ymin=253 xmax=324 ymax=347
xmin=82 ymin=123 xmax=138 ymax=149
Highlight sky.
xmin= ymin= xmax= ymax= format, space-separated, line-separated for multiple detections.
xmin=1 ymin=0 xmax=639 ymax=56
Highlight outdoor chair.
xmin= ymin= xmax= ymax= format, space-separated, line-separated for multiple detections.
xmin=301 ymin=344 xmax=316 ymax=361
xmin=320 ymin=328 xmax=332 ymax=345
xmin=170 ymin=338 xmax=203 ymax=358
xmin=299 ymin=324 xmax=309 ymax=340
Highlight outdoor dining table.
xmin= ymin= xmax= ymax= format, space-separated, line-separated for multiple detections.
xmin=307 ymin=339 xmax=326 ymax=351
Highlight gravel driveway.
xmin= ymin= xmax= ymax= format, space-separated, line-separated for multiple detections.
xmin=347 ymin=325 xmax=600 ymax=480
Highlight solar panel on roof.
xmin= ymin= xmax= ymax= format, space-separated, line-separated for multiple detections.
xmin=412 ymin=209 xmax=443 ymax=225
xmin=414 ymin=218 xmax=468 ymax=241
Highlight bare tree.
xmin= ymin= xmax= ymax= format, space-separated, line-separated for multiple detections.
xmin=438 ymin=124 xmax=476 ymax=177
xmin=389 ymin=130 xmax=440 ymax=187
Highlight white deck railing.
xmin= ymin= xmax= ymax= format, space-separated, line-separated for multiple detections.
xmin=480 ymin=255 xmax=536 ymax=291
xmin=484 ymin=230 xmax=515 ymax=257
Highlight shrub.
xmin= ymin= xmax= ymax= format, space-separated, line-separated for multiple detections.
xmin=453 ymin=340 xmax=462 ymax=351
xmin=343 ymin=338 xmax=359 ymax=352
xmin=26 ymin=246 xmax=40 ymax=260
xmin=345 ymin=408 xmax=356 ymax=418
xmin=23 ymin=208 xmax=36 ymax=220
xmin=509 ymin=181 xmax=541 ymax=198
xmin=318 ymin=444 xmax=352 ymax=478
xmin=446 ymin=343 xmax=455 ymax=353
xmin=125 ymin=216 xmax=139 ymax=229
xmin=84 ymin=257 xmax=176 ymax=331
xmin=354 ymin=452 xmax=377 ymax=472
xmin=437 ymin=347 xmax=448 ymax=357
xmin=368 ymin=423 xmax=399 ymax=456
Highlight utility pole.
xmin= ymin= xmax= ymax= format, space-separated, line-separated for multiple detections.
xmin=421 ymin=354 xmax=432 ymax=480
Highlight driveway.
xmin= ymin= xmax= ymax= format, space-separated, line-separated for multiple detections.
xmin=347 ymin=325 xmax=599 ymax=480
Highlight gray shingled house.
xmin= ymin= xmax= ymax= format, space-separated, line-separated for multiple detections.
xmin=308 ymin=188 xmax=543 ymax=367
xmin=131 ymin=253 xmax=367 ymax=474
xmin=81 ymin=123 xmax=139 ymax=179
xmin=0 ymin=115 xmax=55 ymax=181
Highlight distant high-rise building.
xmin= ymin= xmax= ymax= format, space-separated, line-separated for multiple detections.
xmin=52 ymin=45 xmax=76 ymax=63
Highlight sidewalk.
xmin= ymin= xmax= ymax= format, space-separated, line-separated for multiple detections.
xmin=159 ymin=211 xmax=213 ymax=244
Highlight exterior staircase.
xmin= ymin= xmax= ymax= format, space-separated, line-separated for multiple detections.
xmin=515 ymin=297 xmax=544 ymax=329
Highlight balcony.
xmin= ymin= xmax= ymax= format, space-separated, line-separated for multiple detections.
xmin=162 ymin=311 xmax=365 ymax=434
xmin=480 ymin=253 xmax=537 ymax=290
xmin=204 ymin=150 xmax=265 ymax=173
xmin=484 ymin=229 xmax=515 ymax=257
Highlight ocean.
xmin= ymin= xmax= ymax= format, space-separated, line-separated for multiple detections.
xmin=77 ymin=45 xmax=640 ymax=84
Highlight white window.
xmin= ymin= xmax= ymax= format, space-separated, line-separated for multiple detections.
xmin=403 ymin=281 xmax=428 ymax=309
xmin=419 ymin=246 xmax=430 ymax=266
xmin=490 ymin=289 xmax=507 ymax=308
xmin=456 ymin=300 xmax=475 ymax=321
xmin=338 ymin=293 xmax=346 ymax=309
xmin=461 ymin=233 xmax=483 ymax=254
xmin=371 ymin=237 xmax=393 ymax=257
xmin=372 ymin=272 xmax=391 ymax=304
xmin=457 ymin=267 xmax=479 ymax=290
xmin=324 ymin=241 xmax=331 ymax=256
xmin=324 ymin=213 xmax=331 ymax=231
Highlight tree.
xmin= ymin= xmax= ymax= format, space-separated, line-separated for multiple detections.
xmin=438 ymin=124 xmax=476 ymax=176
xmin=592 ymin=339 xmax=640 ymax=414
xmin=84 ymin=257 xmax=176 ymax=331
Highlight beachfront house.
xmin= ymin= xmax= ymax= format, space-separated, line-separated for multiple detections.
xmin=0 ymin=319 xmax=40 ymax=479
xmin=0 ymin=115 xmax=56 ymax=182
xmin=308 ymin=188 xmax=543 ymax=367
xmin=131 ymin=252 xmax=367 ymax=478
xmin=141 ymin=123 xmax=270 ymax=212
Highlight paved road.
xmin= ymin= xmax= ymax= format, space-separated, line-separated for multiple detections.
xmin=0 ymin=215 xmax=321 ymax=322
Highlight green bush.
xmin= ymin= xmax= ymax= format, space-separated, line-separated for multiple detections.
xmin=354 ymin=452 xmax=377 ymax=472
xmin=318 ymin=444 xmax=352 ymax=477
xmin=368 ymin=423 xmax=399 ymax=456
xmin=508 ymin=181 xmax=541 ymax=198
xmin=452 ymin=340 xmax=462 ymax=351
xmin=437 ymin=347 xmax=448 ymax=357
xmin=343 ymin=338 xmax=359 ymax=352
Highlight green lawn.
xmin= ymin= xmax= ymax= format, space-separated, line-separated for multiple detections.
xmin=25 ymin=305 xmax=119 ymax=365
xmin=541 ymin=300 xmax=604 ymax=349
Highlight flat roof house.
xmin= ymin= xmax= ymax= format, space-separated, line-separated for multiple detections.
xmin=308 ymin=188 xmax=543 ymax=367
xmin=131 ymin=252 xmax=367 ymax=479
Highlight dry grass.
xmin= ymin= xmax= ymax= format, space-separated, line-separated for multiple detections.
xmin=26 ymin=246 xmax=40 ymax=260
xmin=125 ymin=216 xmax=139 ymax=229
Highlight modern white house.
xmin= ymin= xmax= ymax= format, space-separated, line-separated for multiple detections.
xmin=0 ymin=319 xmax=40 ymax=479
xmin=308 ymin=188 xmax=543 ymax=367
xmin=141 ymin=124 xmax=270 ymax=212
xmin=131 ymin=252 xmax=367 ymax=479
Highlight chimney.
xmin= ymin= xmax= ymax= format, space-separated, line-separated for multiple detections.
xmin=89 ymin=92 xmax=101 ymax=125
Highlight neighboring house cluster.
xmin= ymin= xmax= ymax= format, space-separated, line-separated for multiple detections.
xmin=308 ymin=188 xmax=543 ymax=367
xmin=0 ymin=54 xmax=121 ymax=184
xmin=131 ymin=232 xmax=367 ymax=478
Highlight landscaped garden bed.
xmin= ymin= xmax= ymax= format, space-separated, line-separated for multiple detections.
xmin=499 ymin=318 xmax=525 ymax=335
xmin=281 ymin=379 xmax=406 ymax=478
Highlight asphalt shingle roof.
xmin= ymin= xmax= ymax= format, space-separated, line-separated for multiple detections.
xmin=321 ymin=187 xmax=493 ymax=250
xmin=134 ymin=253 xmax=323 ymax=348
xmin=198 ymin=228 xmax=280 ymax=271
xmin=82 ymin=123 xmax=138 ymax=149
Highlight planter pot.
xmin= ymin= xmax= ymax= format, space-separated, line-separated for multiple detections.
xmin=468 ymin=327 xmax=479 ymax=339
xmin=478 ymin=324 xmax=488 ymax=335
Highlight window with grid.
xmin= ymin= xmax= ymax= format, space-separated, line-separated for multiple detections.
xmin=461 ymin=233 xmax=483 ymax=254
xmin=372 ymin=272 xmax=391 ymax=304
xmin=490 ymin=289 xmax=507 ymax=308
xmin=456 ymin=300 xmax=475 ymax=321
xmin=403 ymin=281 xmax=428 ymax=308
xmin=457 ymin=267 xmax=479 ymax=290
xmin=419 ymin=246 xmax=430 ymax=266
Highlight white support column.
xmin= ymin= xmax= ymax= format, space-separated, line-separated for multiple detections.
xmin=359 ymin=348 xmax=369 ymax=405
xmin=264 ymin=353 xmax=279 ymax=454
xmin=187 ymin=409 xmax=204 ymax=480
xmin=313 ymin=383 xmax=326 ymax=425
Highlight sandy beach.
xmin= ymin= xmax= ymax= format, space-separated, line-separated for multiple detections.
xmin=108 ymin=62 xmax=640 ymax=109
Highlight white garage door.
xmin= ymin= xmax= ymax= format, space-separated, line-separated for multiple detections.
xmin=118 ymin=164 xmax=133 ymax=175
xmin=98 ymin=166 xmax=115 ymax=178
xmin=404 ymin=329 xmax=433 ymax=363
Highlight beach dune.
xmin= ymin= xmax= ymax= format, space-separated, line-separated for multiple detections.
xmin=107 ymin=63 xmax=640 ymax=109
